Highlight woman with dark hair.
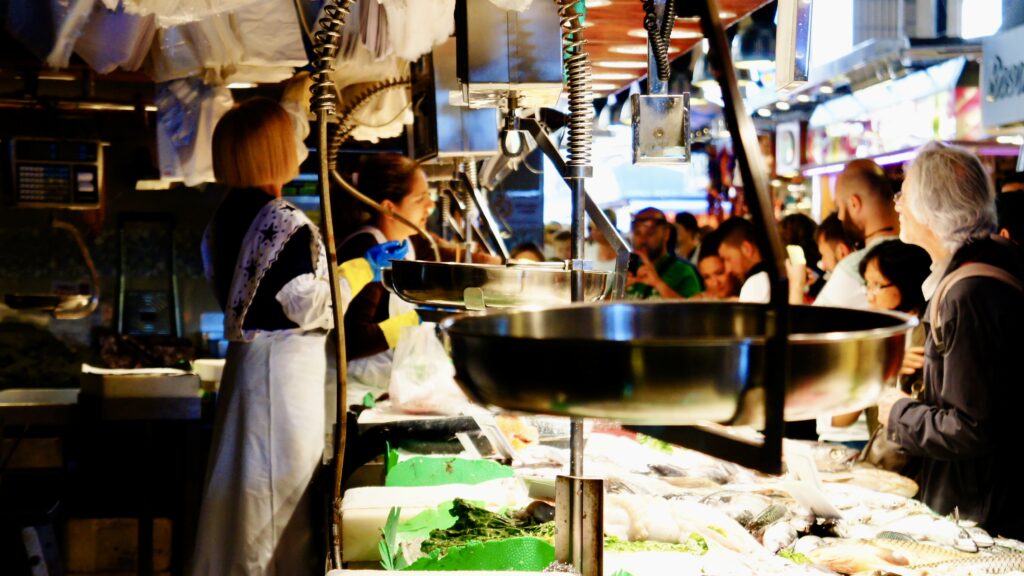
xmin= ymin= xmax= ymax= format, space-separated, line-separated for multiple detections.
xmin=859 ymin=239 xmax=931 ymax=315
xmin=819 ymin=240 xmax=931 ymax=452
xmin=694 ymin=228 xmax=739 ymax=300
xmin=336 ymin=153 xmax=435 ymax=387
xmin=195 ymin=97 xmax=330 ymax=574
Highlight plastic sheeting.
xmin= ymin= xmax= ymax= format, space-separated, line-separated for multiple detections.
xmin=75 ymin=6 xmax=156 ymax=73
xmin=107 ymin=0 xmax=264 ymax=28
xmin=378 ymin=0 xmax=455 ymax=62
xmin=146 ymin=1 xmax=306 ymax=85
xmin=155 ymin=79 xmax=234 ymax=186
xmin=487 ymin=0 xmax=534 ymax=12
xmin=331 ymin=43 xmax=412 ymax=143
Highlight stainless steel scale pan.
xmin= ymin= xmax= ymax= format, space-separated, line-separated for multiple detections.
xmin=383 ymin=259 xmax=612 ymax=309
xmin=440 ymin=301 xmax=915 ymax=426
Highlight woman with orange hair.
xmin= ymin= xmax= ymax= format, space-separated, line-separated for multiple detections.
xmin=193 ymin=97 xmax=330 ymax=575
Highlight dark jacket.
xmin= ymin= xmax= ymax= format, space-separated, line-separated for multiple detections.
xmin=888 ymin=236 xmax=1024 ymax=538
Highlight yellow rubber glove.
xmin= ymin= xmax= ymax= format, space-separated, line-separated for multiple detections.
xmin=380 ymin=310 xmax=420 ymax=349
xmin=338 ymin=258 xmax=374 ymax=297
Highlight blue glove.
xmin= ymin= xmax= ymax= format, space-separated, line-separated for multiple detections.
xmin=365 ymin=240 xmax=409 ymax=281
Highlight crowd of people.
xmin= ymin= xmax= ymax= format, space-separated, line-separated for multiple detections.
xmin=559 ymin=143 xmax=1024 ymax=539
xmin=198 ymin=99 xmax=1024 ymax=573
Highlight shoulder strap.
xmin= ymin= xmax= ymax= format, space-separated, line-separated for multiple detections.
xmin=929 ymin=262 xmax=1024 ymax=347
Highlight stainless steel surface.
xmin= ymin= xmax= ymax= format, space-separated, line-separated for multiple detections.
xmin=631 ymin=94 xmax=691 ymax=165
xmin=410 ymin=36 xmax=498 ymax=162
xmin=455 ymin=0 xmax=564 ymax=109
xmin=383 ymin=260 xmax=611 ymax=309
xmin=441 ymin=302 xmax=916 ymax=425
xmin=555 ymin=476 xmax=603 ymax=576
xmin=569 ymin=418 xmax=584 ymax=476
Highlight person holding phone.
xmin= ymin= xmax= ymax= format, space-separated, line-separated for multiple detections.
xmin=625 ymin=207 xmax=702 ymax=299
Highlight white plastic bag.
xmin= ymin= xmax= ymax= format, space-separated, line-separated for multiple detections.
xmin=487 ymin=0 xmax=534 ymax=12
xmin=389 ymin=323 xmax=468 ymax=415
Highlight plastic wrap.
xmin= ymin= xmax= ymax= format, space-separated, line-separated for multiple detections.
xmin=389 ymin=323 xmax=468 ymax=415
xmin=155 ymin=79 xmax=234 ymax=186
xmin=487 ymin=0 xmax=534 ymax=11
xmin=74 ymin=5 xmax=156 ymax=73
xmin=379 ymin=0 xmax=455 ymax=62
xmin=342 ymin=82 xmax=412 ymax=143
xmin=147 ymin=25 xmax=203 ymax=82
xmin=230 ymin=0 xmax=307 ymax=68
xmin=46 ymin=0 xmax=98 ymax=68
xmin=113 ymin=0 xmax=263 ymax=28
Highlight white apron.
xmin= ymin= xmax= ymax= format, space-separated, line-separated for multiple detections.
xmin=192 ymin=198 xmax=330 ymax=576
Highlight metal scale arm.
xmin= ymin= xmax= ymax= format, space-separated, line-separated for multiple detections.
xmin=517 ymin=117 xmax=631 ymax=299
xmin=627 ymin=0 xmax=790 ymax=475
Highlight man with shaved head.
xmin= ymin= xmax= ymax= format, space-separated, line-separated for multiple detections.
xmin=813 ymin=159 xmax=901 ymax=308
xmin=814 ymin=159 xmax=904 ymax=447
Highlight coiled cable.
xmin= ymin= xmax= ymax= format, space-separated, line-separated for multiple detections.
xmin=554 ymin=0 xmax=593 ymax=172
xmin=327 ymin=76 xmax=410 ymax=165
xmin=309 ymin=0 xmax=356 ymax=570
xmin=643 ymin=0 xmax=676 ymax=83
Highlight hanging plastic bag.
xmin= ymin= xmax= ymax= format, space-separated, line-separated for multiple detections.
xmin=74 ymin=4 xmax=156 ymax=73
xmin=389 ymin=323 xmax=469 ymax=415
xmin=487 ymin=0 xmax=534 ymax=11
xmin=379 ymin=0 xmax=455 ymax=62
xmin=155 ymin=79 xmax=234 ymax=185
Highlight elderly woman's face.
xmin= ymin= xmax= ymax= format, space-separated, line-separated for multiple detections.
xmin=897 ymin=171 xmax=927 ymax=247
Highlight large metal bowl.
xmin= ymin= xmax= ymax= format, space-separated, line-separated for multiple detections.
xmin=439 ymin=301 xmax=916 ymax=426
xmin=383 ymin=260 xmax=612 ymax=309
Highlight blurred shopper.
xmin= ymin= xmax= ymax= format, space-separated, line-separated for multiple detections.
xmin=585 ymin=208 xmax=619 ymax=272
xmin=695 ymin=229 xmax=739 ymax=300
xmin=877 ymin=142 xmax=1024 ymax=538
xmin=814 ymin=212 xmax=854 ymax=276
xmin=818 ymin=240 xmax=931 ymax=450
xmin=626 ymin=207 xmax=702 ymax=299
xmin=779 ymin=213 xmax=826 ymax=300
xmin=815 ymin=160 xmax=900 ymax=308
xmin=996 ymin=176 xmax=1024 ymax=243
xmin=674 ymin=211 xmax=701 ymax=261
xmin=717 ymin=217 xmax=769 ymax=303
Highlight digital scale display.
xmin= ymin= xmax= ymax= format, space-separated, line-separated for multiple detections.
xmin=10 ymin=138 xmax=102 ymax=209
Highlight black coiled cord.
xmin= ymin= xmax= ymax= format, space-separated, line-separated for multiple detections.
xmin=643 ymin=0 xmax=676 ymax=83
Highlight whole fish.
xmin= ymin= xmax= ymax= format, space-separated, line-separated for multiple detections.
xmin=914 ymin=552 xmax=1024 ymax=575
xmin=868 ymin=538 xmax=978 ymax=565
xmin=762 ymin=521 xmax=798 ymax=554
xmin=748 ymin=504 xmax=789 ymax=533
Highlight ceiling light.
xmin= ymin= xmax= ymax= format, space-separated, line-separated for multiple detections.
xmin=677 ymin=11 xmax=735 ymax=24
xmin=626 ymin=28 xmax=702 ymax=40
xmin=996 ymin=135 xmax=1023 ymax=145
xmin=593 ymin=72 xmax=635 ymax=81
xmin=776 ymin=101 xmax=791 ymax=111
xmin=595 ymin=60 xmax=649 ymax=69
xmin=592 ymin=83 xmax=619 ymax=91
xmin=819 ymin=85 xmax=835 ymax=94
xmin=227 ymin=82 xmax=258 ymax=89
xmin=610 ymin=44 xmax=680 ymax=55
xmin=756 ymin=108 xmax=772 ymax=117
xmin=795 ymin=93 xmax=811 ymax=103
xmin=583 ymin=19 xmax=595 ymax=27
xmin=587 ymin=0 xmax=612 ymax=7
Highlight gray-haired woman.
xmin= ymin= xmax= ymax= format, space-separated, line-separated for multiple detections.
xmin=877 ymin=141 xmax=1024 ymax=538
